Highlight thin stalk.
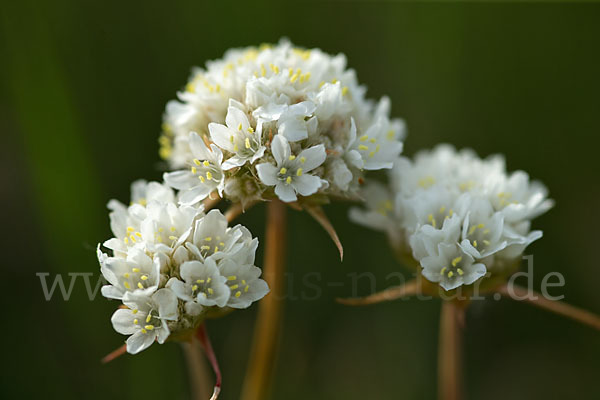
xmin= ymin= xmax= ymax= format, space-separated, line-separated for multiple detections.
xmin=101 ymin=344 xmax=127 ymax=364
xmin=438 ymin=301 xmax=464 ymax=400
xmin=224 ymin=200 xmax=256 ymax=223
xmin=203 ymin=193 xmax=221 ymax=211
xmin=196 ymin=324 xmax=222 ymax=400
xmin=496 ymin=284 xmax=600 ymax=331
xmin=336 ymin=280 xmax=419 ymax=306
xmin=182 ymin=339 xmax=212 ymax=400
xmin=241 ymin=200 xmax=287 ymax=400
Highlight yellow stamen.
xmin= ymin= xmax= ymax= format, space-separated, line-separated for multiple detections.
xmin=285 ymin=176 xmax=292 ymax=184
xmin=296 ymin=168 xmax=303 ymax=176
xmin=279 ymin=167 xmax=287 ymax=174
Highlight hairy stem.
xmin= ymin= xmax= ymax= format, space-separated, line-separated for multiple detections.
xmin=241 ymin=200 xmax=287 ymax=400
xmin=438 ymin=301 xmax=464 ymax=400
xmin=496 ymin=284 xmax=600 ymax=330
xmin=182 ymin=339 xmax=212 ymax=400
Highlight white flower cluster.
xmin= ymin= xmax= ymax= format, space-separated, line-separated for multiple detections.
xmin=160 ymin=39 xmax=405 ymax=204
xmin=97 ymin=180 xmax=269 ymax=354
xmin=350 ymin=145 xmax=553 ymax=291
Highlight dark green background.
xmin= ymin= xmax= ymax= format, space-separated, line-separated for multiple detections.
xmin=2 ymin=1 xmax=599 ymax=399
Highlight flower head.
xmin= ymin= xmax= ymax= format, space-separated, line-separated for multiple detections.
xmin=160 ymin=39 xmax=405 ymax=204
xmin=99 ymin=184 xmax=269 ymax=354
xmin=351 ymin=145 xmax=553 ymax=291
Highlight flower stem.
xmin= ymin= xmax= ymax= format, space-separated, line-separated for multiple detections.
xmin=336 ymin=279 xmax=420 ymax=306
xmin=196 ymin=324 xmax=222 ymax=400
xmin=438 ymin=301 xmax=465 ymax=400
xmin=241 ymin=200 xmax=287 ymax=400
xmin=182 ymin=339 xmax=212 ymax=400
xmin=496 ymin=284 xmax=600 ymax=330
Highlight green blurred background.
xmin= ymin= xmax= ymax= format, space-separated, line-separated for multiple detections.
xmin=2 ymin=1 xmax=599 ymax=399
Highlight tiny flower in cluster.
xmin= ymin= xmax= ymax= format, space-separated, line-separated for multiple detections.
xmin=97 ymin=181 xmax=269 ymax=354
xmin=350 ymin=145 xmax=554 ymax=291
xmin=161 ymin=39 xmax=405 ymax=205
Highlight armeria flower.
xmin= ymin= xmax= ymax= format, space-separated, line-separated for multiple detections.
xmin=160 ymin=39 xmax=405 ymax=204
xmin=219 ymin=258 xmax=270 ymax=309
xmin=186 ymin=209 xmax=250 ymax=261
xmin=253 ymin=101 xmax=317 ymax=142
xmin=209 ymin=100 xmax=266 ymax=170
xmin=99 ymin=247 xmax=160 ymax=300
xmin=111 ymin=289 xmax=178 ymax=354
xmin=351 ymin=144 xmax=553 ymax=291
xmin=99 ymin=180 xmax=204 ymax=258
xmin=421 ymin=243 xmax=487 ymax=291
xmin=163 ymin=132 xmax=225 ymax=205
xmin=347 ymin=98 xmax=404 ymax=170
xmin=256 ymin=135 xmax=327 ymax=202
xmin=99 ymin=182 xmax=269 ymax=355
xmin=166 ymin=259 xmax=230 ymax=315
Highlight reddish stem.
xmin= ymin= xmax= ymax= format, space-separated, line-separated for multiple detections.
xmin=196 ymin=324 xmax=222 ymax=400
xmin=101 ymin=344 xmax=127 ymax=364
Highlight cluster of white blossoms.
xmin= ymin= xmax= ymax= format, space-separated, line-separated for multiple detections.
xmin=97 ymin=180 xmax=269 ymax=354
xmin=160 ymin=39 xmax=405 ymax=205
xmin=350 ymin=145 xmax=554 ymax=291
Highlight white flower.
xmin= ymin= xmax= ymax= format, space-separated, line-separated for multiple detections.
xmin=253 ymin=101 xmax=316 ymax=142
xmin=111 ymin=289 xmax=179 ymax=354
xmin=256 ymin=134 xmax=327 ymax=202
xmin=348 ymin=98 xmax=404 ymax=170
xmin=186 ymin=209 xmax=248 ymax=261
xmin=458 ymin=196 xmax=507 ymax=259
xmin=421 ymin=243 xmax=487 ymax=291
xmin=164 ymin=132 xmax=225 ymax=205
xmin=100 ymin=184 xmax=267 ymax=354
xmin=351 ymin=144 xmax=553 ymax=291
xmin=159 ymin=39 xmax=405 ymax=203
xmin=219 ymin=258 xmax=269 ymax=309
xmin=488 ymin=170 xmax=554 ymax=222
xmin=99 ymin=180 xmax=204 ymax=258
xmin=167 ymin=258 xmax=230 ymax=314
xmin=209 ymin=100 xmax=266 ymax=170
xmin=99 ymin=247 xmax=161 ymax=300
